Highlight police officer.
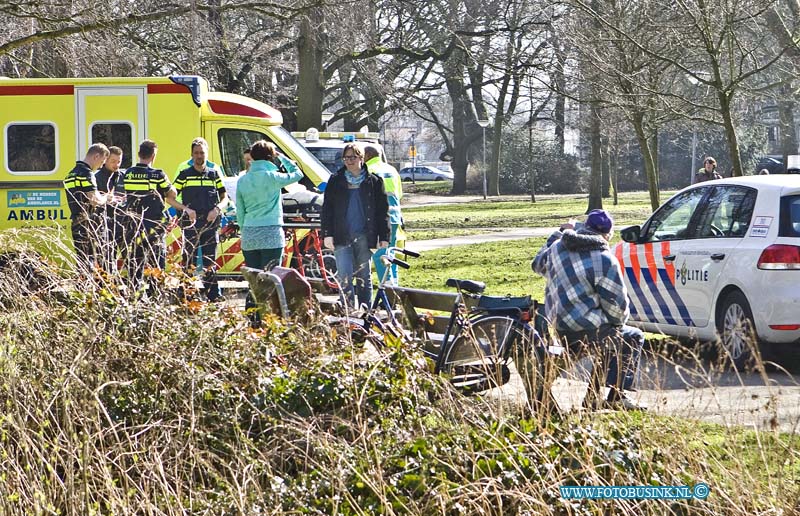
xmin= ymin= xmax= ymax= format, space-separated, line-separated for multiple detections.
xmin=64 ymin=143 xmax=110 ymax=273
xmin=174 ymin=137 xmax=227 ymax=301
xmin=94 ymin=145 xmax=125 ymax=273
xmin=365 ymin=145 xmax=404 ymax=284
xmin=122 ymin=139 xmax=191 ymax=292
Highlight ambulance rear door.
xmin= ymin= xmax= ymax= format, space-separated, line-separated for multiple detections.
xmin=76 ymin=86 xmax=147 ymax=168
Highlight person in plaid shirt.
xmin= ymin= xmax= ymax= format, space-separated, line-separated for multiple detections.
xmin=532 ymin=209 xmax=645 ymax=411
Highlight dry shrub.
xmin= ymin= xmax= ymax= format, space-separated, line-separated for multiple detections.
xmin=0 ymin=243 xmax=797 ymax=514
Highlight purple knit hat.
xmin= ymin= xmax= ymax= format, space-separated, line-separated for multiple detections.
xmin=585 ymin=209 xmax=614 ymax=234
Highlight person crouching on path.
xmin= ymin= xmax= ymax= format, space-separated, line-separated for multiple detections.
xmin=531 ymin=209 xmax=646 ymax=411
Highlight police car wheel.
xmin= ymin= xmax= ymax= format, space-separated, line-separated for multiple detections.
xmin=716 ymin=291 xmax=757 ymax=368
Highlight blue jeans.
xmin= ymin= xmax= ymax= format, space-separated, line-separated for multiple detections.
xmin=560 ymin=324 xmax=643 ymax=391
xmin=372 ymin=224 xmax=399 ymax=285
xmin=334 ymin=234 xmax=373 ymax=307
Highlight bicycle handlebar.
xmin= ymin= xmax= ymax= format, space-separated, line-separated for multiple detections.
xmin=391 ymin=257 xmax=410 ymax=269
xmin=387 ymin=246 xmax=420 ymax=258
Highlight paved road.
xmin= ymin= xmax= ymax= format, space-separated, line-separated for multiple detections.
xmin=489 ymin=354 xmax=800 ymax=432
xmin=409 ymin=227 xmax=556 ymax=252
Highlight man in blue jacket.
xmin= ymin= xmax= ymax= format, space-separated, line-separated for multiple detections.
xmin=532 ymin=209 xmax=645 ymax=411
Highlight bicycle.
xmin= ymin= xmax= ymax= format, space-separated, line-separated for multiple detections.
xmin=337 ymin=247 xmax=554 ymax=400
xmin=326 ymin=246 xmax=418 ymax=348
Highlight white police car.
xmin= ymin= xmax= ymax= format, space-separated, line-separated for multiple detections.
xmin=614 ymin=176 xmax=800 ymax=364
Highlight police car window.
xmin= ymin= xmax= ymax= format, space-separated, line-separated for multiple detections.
xmin=91 ymin=123 xmax=133 ymax=168
xmin=779 ymin=195 xmax=800 ymax=237
xmin=218 ymin=128 xmax=268 ymax=177
xmin=642 ymin=188 xmax=707 ymax=242
xmin=6 ymin=123 xmax=57 ymax=174
xmin=695 ymin=186 xmax=756 ymax=238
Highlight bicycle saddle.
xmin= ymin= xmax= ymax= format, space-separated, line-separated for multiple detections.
xmin=445 ymin=278 xmax=486 ymax=294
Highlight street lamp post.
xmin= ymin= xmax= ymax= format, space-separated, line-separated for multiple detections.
xmin=690 ymin=129 xmax=698 ymax=185
xmin=686 ymin=72 xmax=709 ymax=185
xmin=410 ymin=130 xmax=417 ymax=183
xmin=321 ymin=112 xmax=333 ymax=132
xmin=477 ymin=119 xmax=490 ymax=199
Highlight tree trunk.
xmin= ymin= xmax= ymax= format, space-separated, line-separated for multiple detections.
xmin=718 ymin=91 xmax=743 ymax=177
xmin=444 ymin=48 xmax=473 ymax=195
xmin=632 ymin=114 xmax=660 ymax=210
xmin=588 ymin=101 xmax=603 ymax=212
xmin=552 ymin=39 xmax=567 ymax=156
xmin=779 ymin=93 xmax=797 ymax=172
xmin=611 ymin=147 xmax=619 ymax=206
xmin=650 ymin=129 xmax=660 ymax=194
xmin=528 ymin=122 xmax=536 ymax=203
xmin=296 ymin=8 xmax=325 ymax=131
xmin=601 ymin=134 xmax=610 ymax=198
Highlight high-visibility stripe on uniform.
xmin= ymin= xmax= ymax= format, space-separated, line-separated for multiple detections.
xmin=64 ymin=177 xmax=93 ymax=188
xmin=175 ymin=177 xmax=222 ymax=189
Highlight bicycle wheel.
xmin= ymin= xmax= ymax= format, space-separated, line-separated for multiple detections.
xmin=439 ymin=316 xmax=522 ymax=392
xmin=306 ymin=249 xmax=337 ymax=278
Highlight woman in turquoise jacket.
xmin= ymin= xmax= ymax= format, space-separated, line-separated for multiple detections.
xmin=235 ymin=140 xmax=304 ymax=269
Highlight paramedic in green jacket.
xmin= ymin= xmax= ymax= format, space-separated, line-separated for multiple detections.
xmin=365 ymin=145 xmax=404 ymax=284
xmin=235 ymin=140 xmax=304 ymax=270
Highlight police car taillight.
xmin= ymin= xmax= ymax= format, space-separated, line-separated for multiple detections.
xmin=757 ymin=244 xmax=800 ymax=270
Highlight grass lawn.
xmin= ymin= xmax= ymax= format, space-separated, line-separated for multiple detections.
xmin=401 ymin=237 xmax=548 ymax=298
xmin=402 ymin=190 xmax=671 ymax=230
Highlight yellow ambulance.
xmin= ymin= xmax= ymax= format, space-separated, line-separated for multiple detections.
xmin=0 ymin=75 xmax=330 ymax=275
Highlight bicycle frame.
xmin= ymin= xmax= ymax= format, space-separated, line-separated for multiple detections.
xmin=283 ymin=224 xmax=338 ymax=290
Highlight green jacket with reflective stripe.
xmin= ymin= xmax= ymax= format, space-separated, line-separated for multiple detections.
xmin=365 ymin=156 xmax=403 ymax=225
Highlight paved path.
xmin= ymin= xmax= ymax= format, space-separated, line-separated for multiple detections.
xmin=409 ymin=227 xmax=556 ymax=252
xmin=489 ymin=356 xmax=800 ymax=433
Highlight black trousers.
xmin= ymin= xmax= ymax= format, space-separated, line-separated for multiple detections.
xmin=70 ymin=219 xmax=96 ymax=273
xmin=182 ymin=219 xmax=220 ymax=300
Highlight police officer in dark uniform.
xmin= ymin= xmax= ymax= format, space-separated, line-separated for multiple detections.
xmin=94 ymin=145 xmax=125 ymax=273
xmin=64 ymin=143 xmax=110 ymax=273
xmin=174 ymin=137 xmax=227 ymax=301
xmin=121 ymin=139 xmax=193 ymax=291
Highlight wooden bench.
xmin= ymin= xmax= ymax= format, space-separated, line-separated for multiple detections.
xmin=383 ymin=285 xmax=482 ymax=356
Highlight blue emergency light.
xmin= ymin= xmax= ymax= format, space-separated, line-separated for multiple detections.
xmin=342 ymin=135 xmax=355 ymax=142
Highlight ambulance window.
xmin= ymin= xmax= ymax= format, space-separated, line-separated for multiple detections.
xmin=642 ymin=187 xmax=708 ymax=242
xmin=6 ymin=123 xmax=57 ymax=173
xmin=218 ymin=128 xmax=268 ymax=177
xmin=695 ymin=186 xmax=756 ymax=238
xmin=91 ymin=123 xmax=133 ymax=168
